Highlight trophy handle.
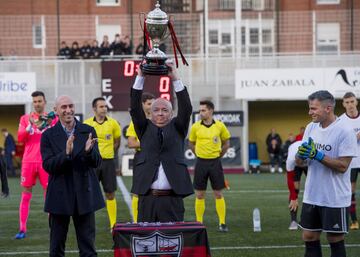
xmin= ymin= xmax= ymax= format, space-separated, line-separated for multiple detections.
xmin=163 ymin=15 xmax=174 ymax=40
xmin=139 ymin=13 xmax=146 ymax=32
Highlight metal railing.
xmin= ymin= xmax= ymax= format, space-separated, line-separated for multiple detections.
xmin=0 ymin=9 xmax=358 ymax=58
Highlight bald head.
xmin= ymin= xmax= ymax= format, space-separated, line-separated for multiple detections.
xmin=55 ymin=95 xmax=75 ymax=125
xmin=150 ymin=97 xmax=173 ymax=127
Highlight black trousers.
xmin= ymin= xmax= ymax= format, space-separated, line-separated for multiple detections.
xmin=49 ymin=212 xmax=97 ymax=257
xmin=0 ymin=164 xmax=9 ymax=195
xmin=138 ymin=194 xmax=185 ymax=222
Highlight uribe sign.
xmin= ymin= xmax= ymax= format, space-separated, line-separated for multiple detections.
xmin=0 ymin=73 xmax=36 ymax=103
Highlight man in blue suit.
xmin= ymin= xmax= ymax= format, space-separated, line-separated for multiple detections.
xmin=40 ymin=95 xmax=105 ymax=257
xmin=1 ymin=128 xmax=16 ymax=177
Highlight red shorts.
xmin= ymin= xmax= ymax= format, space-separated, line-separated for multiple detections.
xmin=20 ymin=162 xmax=48 ymax=189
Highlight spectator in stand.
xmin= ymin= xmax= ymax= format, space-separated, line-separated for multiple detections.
xmin=266 ymin=128 xmax=283 ymax=173
xmin=1 ymin=128 xmax=16 ymax=177
xmin=57 ymin=41 xmax=72 ymax=84
xmin=122 ymin=35 xmax=133 ymax=55
xmin=100 ymin=35 xmax=112 ymax=56
xmin=111 ymin=34 xmax=125 ymax=56
xmin=70 ymin=41 xmax=82 ymax=59
xmin=135 ymin=38 xmax=146 ymax=55
xmin=90 ymin=40 xmax=101 ymax=59
xmin=57 ymin=41 xmax=71 ymax=59
xmin=282 ymin=133 xmax=295 ymax=161
xmin=0 ymin=147 xmax=9 ymax=198
xmin=295 ymin=126 xmax=305 ymax=141
xmin=69 ymin=42 xmax=81 ymax=84
xmin=80 ymin=40 xmax=92 ymax=59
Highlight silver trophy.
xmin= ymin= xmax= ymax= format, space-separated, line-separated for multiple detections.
xmin=140 ymin=1 xmax=188 ymax=75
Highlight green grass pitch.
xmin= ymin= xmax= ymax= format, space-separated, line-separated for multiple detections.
xmin=0 ymin=174 xmax=359 ymax=257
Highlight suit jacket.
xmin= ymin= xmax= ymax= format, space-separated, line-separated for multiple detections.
xmin=130 ymin=86 xmax=194 ymax=197
xmin=40 ymin=121 xmax=105 ymax=216
xmin=4 ymin=134 xmax=16 ymax=155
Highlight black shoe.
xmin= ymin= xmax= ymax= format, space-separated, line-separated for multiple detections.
xmin=1 ymin=193 xmax=9 ymax=198
xmin=218 ymin=224 xmax=228 ymax=232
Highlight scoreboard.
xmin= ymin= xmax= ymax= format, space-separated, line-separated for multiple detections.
xmin=101 ymin=60 xmax=172 ymax=111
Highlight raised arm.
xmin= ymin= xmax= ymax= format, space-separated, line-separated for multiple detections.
xmin=18 ymin=115 xmax=31 ymax=143
xmin=165 ymin=60 xmax=192 ymax=136
xmin=130 ymin=71 xmax=148 ymax=139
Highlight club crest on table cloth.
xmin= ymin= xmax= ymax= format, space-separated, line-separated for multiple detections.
xmin=131 ymin=231 xmax=183 ymax=257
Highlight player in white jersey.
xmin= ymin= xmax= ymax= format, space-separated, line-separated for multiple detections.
xmin=286 ymin=140 xmax=307 ymax=230
xmin=296 ymin=90 xmax=357 ymax=257
xmin=340 ymin=92 xmax=360 ymax=230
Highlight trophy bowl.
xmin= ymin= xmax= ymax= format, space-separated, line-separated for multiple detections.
xmin=140 ymin=2 xmax=169 ymax=75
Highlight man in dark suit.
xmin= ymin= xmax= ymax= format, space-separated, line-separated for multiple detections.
xmin=130 ymin=60 xmax=193 ymax=222
xmin=40 ymin=95 xmax=105 ymax=257
xmin=0 ymin=147 xmax=9 ymax=198
xmin=1 ymin=128 xmax=16 ymax=177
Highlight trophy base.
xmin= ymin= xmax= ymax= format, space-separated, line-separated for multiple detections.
xmin=141 ymin=50 xmax=168 ymax=75
xmin=141 ymin=63 xmax=169 ymax=75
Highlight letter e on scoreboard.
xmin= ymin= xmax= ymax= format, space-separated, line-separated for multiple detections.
xmin=102 ymin=79 xmax=112 ymax=93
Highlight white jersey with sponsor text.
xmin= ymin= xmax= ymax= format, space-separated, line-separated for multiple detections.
xmin=339 ymin=113 xmax=360 ymax=168
xmin=286 ymin=141 xmax=302 ymax=172
xmin=302 ymin=118 xmax=357 ymax=207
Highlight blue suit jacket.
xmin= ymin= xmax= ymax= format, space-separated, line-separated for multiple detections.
xmin=4 ymin=134 xmax=16 ymax=155
xmin=40 ymin=120 xmax=105 ymax=216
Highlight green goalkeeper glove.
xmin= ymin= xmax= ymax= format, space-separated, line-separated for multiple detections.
xmin=297 ymin=137 xmax=325 ymax=162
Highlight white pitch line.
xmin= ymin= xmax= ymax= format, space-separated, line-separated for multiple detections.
xmin=222 ymin=190 xmax=289 ymax=193
xmin=116 ymin=176 xmax=133 ymax=219
xmin=1 ymin=244 xmax=360 ymax=255
xmin=1 ymin=190 xmax=291 ymax=198
xmin=211 ymin=244 xmax=360 ymax=250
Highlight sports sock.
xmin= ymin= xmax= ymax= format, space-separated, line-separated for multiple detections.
xmin=19 ymin=191 xmax=32 ymax=233
xmin=305 ymin=240 xmax=322 ymax=257
xmin=330 ymin=240 xmax=346 ymax=257
xmin=195 ymin=198 xmax=205 ymax=223
xmin=132 ymin=195 xmax=139 ymax=223
xmin=106 ymin=199 xmax=117 ymax=229
xmin=350 ymin=193 xmax=357 ymax=222
xmin=215 ymin=197 xmax=226 ymax=225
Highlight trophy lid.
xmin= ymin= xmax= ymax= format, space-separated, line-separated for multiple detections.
xmin=146 ymin=1 xmax=168 ymax=25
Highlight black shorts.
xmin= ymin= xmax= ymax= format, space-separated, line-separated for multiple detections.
xmin=96 ymin=159 xmax=117 ymax=193
xmin=294 ymin=166 xmax=307 ymax=182
xmin=350 ymin=168 xmax=360 ymax=183
xmin=299 ymin=203 xmax=349 ymax=233
xmin=193 ymin=157 xmax=225 ymax=191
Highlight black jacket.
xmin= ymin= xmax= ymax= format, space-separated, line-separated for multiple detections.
xmin=40 ymin=121 xmax=105 ymax=215
xmin=4 ymin=134 xmax=16 ymax=155
xmin=130 ymin=87 xmax=194 ymax=197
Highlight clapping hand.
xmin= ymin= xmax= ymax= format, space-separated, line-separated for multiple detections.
xmin=85 ymin=133 xmax=97 ymax=153
xmin=66 ymin=134 xmax=75 ymax=155
xmin=297 ymin=137 xmax=324 ymax=162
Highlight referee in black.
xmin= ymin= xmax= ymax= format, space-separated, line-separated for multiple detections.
xmin=189 ymin=100 xmax=231 ymax=232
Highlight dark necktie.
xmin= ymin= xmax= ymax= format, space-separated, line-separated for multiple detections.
xmin=158 ymin=128 xmax=163 ymax=146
